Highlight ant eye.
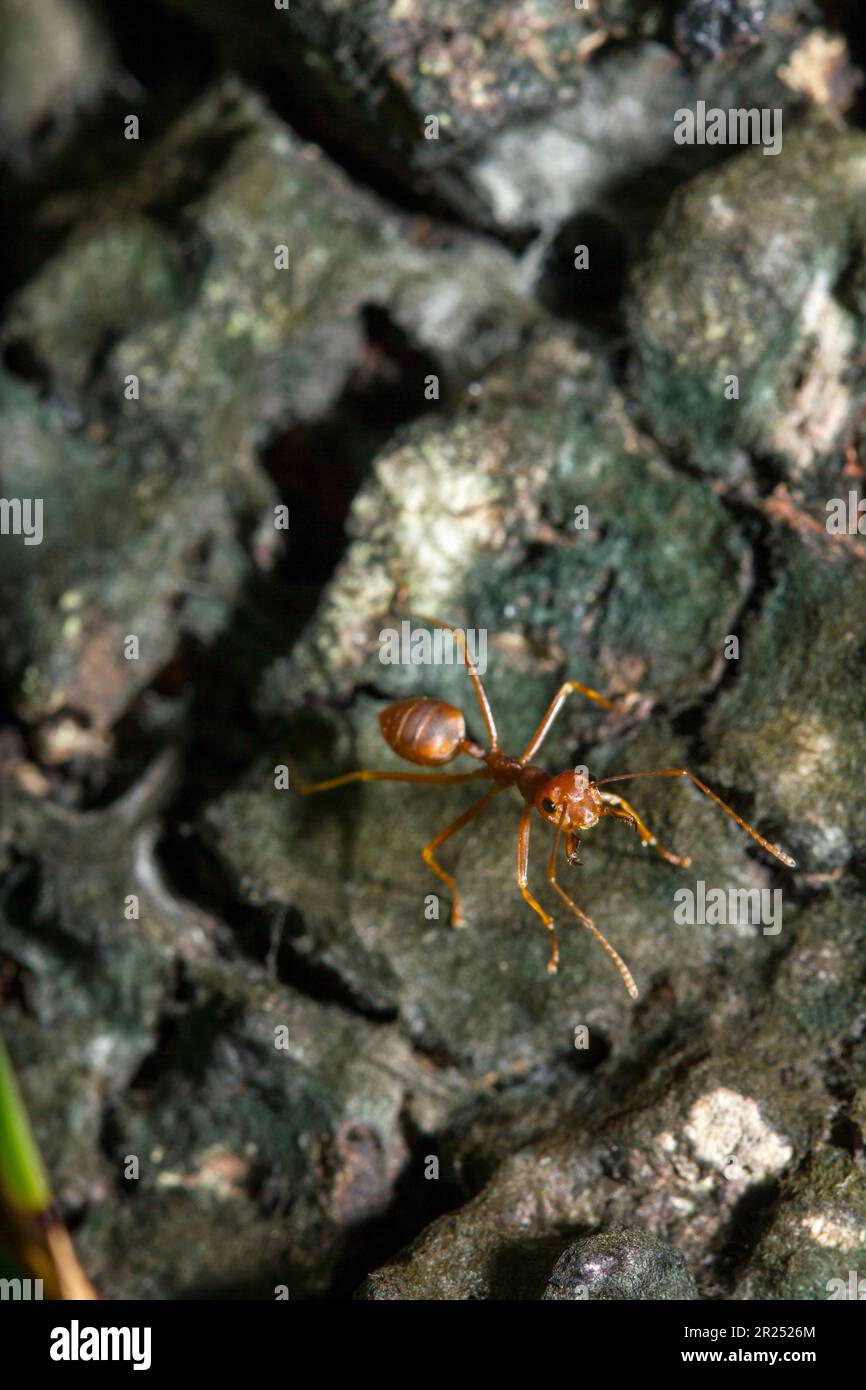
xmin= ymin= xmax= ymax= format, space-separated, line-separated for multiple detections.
xmin=542 ymin=798 xmax=556 ymax=814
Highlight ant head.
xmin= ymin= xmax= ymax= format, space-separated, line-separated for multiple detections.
xmin=535 ymin=769 xmax=603 ymax=834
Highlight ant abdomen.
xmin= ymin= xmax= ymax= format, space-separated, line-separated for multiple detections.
xmin=379 ymin=697 xmax=467 ymax=766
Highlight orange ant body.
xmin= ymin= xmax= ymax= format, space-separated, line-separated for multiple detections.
xmin=291 ymin=618 xmax=796 ymax=999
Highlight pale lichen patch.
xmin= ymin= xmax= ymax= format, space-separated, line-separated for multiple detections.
xmin=684 ymin=1088 xmax=793 ymax=1182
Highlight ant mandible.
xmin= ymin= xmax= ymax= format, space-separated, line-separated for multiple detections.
xmin=290 ymin=617 xmax=796 ymax=999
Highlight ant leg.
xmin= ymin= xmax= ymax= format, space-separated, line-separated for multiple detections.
xmin=405 ymin=614 xmax=499 ymax=750
xmin=594 ymin=769 xmax=796 ymax=868
xmin=289 ymin=762 xmax=491 ymax=795
xmin=520 ymin=681 xmax=618 ymax=764
xmin=422 ymin=786 xmax=506 ymax=927
xmin=599 ymin=791 xmax=691 ymax=868
xmin=516 ymin=805 xmax=561 ymax=973
xmin=546 ymin=824 xmax=639 ymax=999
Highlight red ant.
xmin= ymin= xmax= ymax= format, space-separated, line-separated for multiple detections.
xmin=291 ymin=618 xmax=796 ymax=999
